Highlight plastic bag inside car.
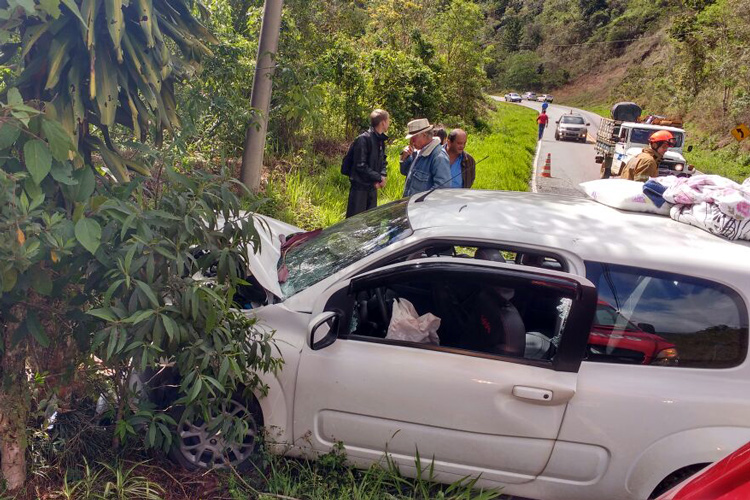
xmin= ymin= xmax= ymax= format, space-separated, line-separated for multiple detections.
xmin=386 ymin=298 xmax=441 ymax=345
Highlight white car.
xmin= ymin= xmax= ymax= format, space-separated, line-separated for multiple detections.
xmin=171 ymin=191 xmax=750 ymax=500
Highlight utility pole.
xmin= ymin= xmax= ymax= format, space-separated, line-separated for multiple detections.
xmin=240 ymin=0 xmax=283 ymax=192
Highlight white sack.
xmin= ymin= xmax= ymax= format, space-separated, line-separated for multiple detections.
xmin=580 ymin=179 xmax=671 ymax=215
xmin=386 ymin=298 xmax=441 ymax=345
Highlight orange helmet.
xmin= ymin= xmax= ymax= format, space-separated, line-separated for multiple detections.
xmin=649 ymin=130 xmax=676 ymax=146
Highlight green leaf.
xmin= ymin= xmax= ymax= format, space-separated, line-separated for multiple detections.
xmin=42 ymin=119 xmax=73 ymax=161
xmin=50 ymin=161 xmax=77 ymax=185
xmin=162 ymin=314 xmax=177 ymax=341
xmin=59 ymin=0 xmax=86 ymax=26
xmin=87 ymin=308 xmax=118 ymax=322
xmin=62 ymin=166 xmax=95 ymax=203
xmin=74 ymin=217 xmax=102 ymax=255
xmin=135 ymin=280 xmax=159 ymax=307
xmin=26 ymin=312 xmax=50 ymax=347
xmin=7 ymin=87 xmax=22 ymax=106
xmin=29 ymin=267 xmax=52 ymax=295
xmin=2 ymin=269 xmax=18 ymax=292
xmin=38 ymin=0 xmax=61 ymax=18
xmin=23 ymin=139 xmax=52 ymax=185
xmin=15 ymin=0 xmax=35 ymax=14
xmin=0 ymin=120 xmax=21 ymax=150
xmin=123 ymin=309 xmax=154 ymax=324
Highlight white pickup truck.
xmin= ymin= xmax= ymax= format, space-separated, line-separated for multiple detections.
xmin=595 ymin=103 xmax=694 ymax=178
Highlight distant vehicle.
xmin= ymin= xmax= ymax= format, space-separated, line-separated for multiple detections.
xmin=536 ymin=95 xmax=547 ymax=102
xmin=522 ymin=91 xmax=536 ymax=100
xmin=595 ymin=102 xmax=694 ymax=178
xmin=544 ymin=94 xmax=554 ymax=102
xmin=554 ymin=113 xmax=590 ymax=143
xmin=504 ymin=92 xmax=522 ymax=103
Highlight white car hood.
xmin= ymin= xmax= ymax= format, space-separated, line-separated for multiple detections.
xmin=247 ymin=215 xmax=304 ymax=300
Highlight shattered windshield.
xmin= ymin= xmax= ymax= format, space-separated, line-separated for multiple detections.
xmin=279 ymin=199 xmax=413 ymax=298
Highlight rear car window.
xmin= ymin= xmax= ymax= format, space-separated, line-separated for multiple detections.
xmin=585 ymin=262 xmax=748 ymax=368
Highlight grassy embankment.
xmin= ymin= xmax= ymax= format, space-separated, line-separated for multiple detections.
xmin=561 ymin=98 xmax=750 ymax=182
xmin=261 ymin=102 xmax=538 ymax=229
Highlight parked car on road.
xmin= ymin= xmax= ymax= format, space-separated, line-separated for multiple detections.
xmin=544 ymin=94 xmax=554 ymax=102
xmin=504 ymin=92 xmax=522 ymax=103
xmin=522 ymin=91 xmax=536 ymax=100
xmin=156 ymin=191 xmax=750 ymax=500
xmin=555 ymin=113 xmax=590 ymax=142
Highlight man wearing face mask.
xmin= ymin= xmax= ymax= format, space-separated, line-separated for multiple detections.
xmin=400 ymin=118 xmax=450 ymax=197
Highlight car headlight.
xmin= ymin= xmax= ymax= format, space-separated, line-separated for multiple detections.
xmin=674 ymin=163 xmax=684 ymax=171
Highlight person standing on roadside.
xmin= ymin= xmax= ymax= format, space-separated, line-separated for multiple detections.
xmin=345 ymin=109 xmax=390 ymax=218
xmin=620 ymin=130 xmax=675 ymax=182
xmin=537 ymin=110 xmax=549 ymax=141
xmin=400 ymin=118 xmax=450 ymax=197
xmin=444 ymin=129 xmax=475 ymax=189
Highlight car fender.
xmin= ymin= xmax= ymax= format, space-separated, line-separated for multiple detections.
xmin=248 ymin=304 xmax=308 ymax=452
xmin=626 ymin=426 xmax=750 ymax=499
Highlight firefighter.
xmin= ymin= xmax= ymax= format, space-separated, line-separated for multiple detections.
xmin=620 ymin=130 xmax=675 ymax=182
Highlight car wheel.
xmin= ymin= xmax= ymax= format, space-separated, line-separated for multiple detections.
xmin=169 ymin=394 xmax=264 ymax=472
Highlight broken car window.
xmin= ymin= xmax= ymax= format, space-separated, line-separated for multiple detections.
xmin=279 ymin=200 xmax=413 ymax=298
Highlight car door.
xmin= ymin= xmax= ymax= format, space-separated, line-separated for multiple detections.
xmin=293 ymin=259 xmax=597 ymax=486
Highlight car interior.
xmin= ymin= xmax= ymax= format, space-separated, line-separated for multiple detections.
xmin=347 ymin=246 xmax=571 ymax=362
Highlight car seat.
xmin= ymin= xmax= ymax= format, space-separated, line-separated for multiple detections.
xmin=475 ymin=248 xmax=506 ymax=263
xmin=468 ymin=287 xmax=526 ymax=357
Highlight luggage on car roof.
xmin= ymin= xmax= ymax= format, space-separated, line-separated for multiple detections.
xmin=611 ymin=102 xmax=642 ymax=122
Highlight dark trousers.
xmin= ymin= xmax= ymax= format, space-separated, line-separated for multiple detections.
xmin=346 ymin=184 xmax=377 ymax=218
xmin=538 ymin=124 xmax=546 ymax=140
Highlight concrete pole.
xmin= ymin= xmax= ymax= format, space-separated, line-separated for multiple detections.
xmin=240 ymin=0 xmax=284 ymax=192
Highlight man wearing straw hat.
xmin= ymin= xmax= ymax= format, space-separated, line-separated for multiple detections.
xmin=399 ymin=118 xmax=450 ymax=197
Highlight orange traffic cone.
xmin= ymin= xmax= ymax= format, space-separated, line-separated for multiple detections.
xmin=541 ymin=153 xmax=552 ymax=177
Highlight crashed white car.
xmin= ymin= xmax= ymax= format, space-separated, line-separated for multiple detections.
xmin=174 ymin=190 xmax=750 ymax=500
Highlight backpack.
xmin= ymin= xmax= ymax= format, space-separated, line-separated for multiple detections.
xmin=341 ymin=133 xmax=371 ymax=177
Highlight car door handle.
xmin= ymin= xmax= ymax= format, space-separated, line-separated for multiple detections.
xmin=512 ymin=385 xmax=554 ymax=402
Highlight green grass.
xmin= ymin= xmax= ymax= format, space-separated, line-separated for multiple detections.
xmin=260 ymin=102 xmax=538 ymax=229
xmin=227 ymin=444 xmax=503 ymax=500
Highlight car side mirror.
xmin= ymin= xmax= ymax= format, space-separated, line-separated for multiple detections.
xmin=555 ymin=120 xmax=559 ymax=124
xmin=637 ymin=322 xmax=657 ymax=335
xmin=308 ymin=311 xmax=341 ymax=351
xmin=687 ymin=145 xmax=693 ymax=152
xmin=586 ymin=123 xmax=591 ymax=126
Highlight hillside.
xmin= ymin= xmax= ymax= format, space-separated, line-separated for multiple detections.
xmin=483 ymin=0 xmax=750 ymax=179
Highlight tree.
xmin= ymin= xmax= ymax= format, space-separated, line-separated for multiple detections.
xmin=0 ymin=0 xmax=277 ymax=491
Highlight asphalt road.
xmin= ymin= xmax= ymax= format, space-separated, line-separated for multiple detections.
xmin=490 ymin=96 xmax=604 ymax=197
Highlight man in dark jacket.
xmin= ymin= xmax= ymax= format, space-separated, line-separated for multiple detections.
xmin=345 ymin=109 xmax=390 ymax=218
xmin=444 ymin=128 xmax=475 ymax=188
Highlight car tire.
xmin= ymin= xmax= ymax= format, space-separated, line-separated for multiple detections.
xmin=169 ymin=393 xmax=264 ymax=473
